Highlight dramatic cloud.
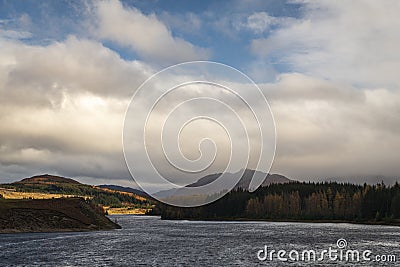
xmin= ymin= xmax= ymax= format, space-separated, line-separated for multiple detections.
xmin=263 ymin=74 xmax=400 ymax=181
xmin=92 ymin=0 xmax=210 ymax=64
xmin=0 ymin=0 xmax=399 ymax=187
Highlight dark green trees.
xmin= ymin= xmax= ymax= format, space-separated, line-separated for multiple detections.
xmin=158 ymin=181 xmax=400 ymax=224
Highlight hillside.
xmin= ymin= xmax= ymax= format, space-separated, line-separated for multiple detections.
xmin=0 ymin=174 xmax=153 ymax=215
xmin=0 ymin=198 xmax=120 ymax=233
xmin=17 ymin=174 xmax=81 ymax=185
xmin=98 ymin=185 xmax=149 ymax=198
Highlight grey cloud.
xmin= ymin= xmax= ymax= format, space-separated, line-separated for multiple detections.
xmin=262 ymin=74 xmax=400 ymax=181
xmin=264 ymin=73 xmax=364 ymax=103
xmin=0 ymin=36 xmax=150 ymax=183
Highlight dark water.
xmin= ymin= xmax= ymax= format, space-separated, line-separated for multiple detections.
xmin=0 ymin=215 xmax=399 ymax=266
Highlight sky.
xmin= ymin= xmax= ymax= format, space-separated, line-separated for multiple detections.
xmin=0 ymin=0 xmax=400 ymax=187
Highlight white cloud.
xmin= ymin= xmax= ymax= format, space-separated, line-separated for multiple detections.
xmin=92 ymin=0 xmax=210 ymax=64
xmin=245 ymin=12 xmax=276 ymax=34
xmin=251 ymin=1 xmax=400 ymax=88
xmin=214 ymin=12 xmax=282 ymax=38
xmin=0 ymin=36 xmax=150 ymax=104
xmin=0 ymin=29 xmax=32 ymax=40
xmin=0 ymin=13 xmax=32 ymax=40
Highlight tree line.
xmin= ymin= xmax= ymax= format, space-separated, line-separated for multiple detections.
xmin=152 ymin=181 xmax=400 ymax=224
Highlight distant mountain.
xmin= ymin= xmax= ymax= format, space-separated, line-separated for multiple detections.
xmin=187 ymin=169 xmax=291 ymax=189
xmin=16 ymin=174 xmax=81 ymax=185
xmin=153 ymin=188 xmax=179 ymax=199
xmin=98 ymin=185 xmax=149 ymax=198
xmin=154 ymin=169 xmax=292 ymax=199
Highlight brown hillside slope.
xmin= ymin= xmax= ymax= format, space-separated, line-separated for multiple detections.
xmin=0 ymin=198 xmax=120 ymax=233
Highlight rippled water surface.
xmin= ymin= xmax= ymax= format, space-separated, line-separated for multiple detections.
xmin=0 ymin=216 xmax=399 ymax=266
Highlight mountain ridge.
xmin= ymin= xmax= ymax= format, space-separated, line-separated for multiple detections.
xmin=97 ymin=184 xmax=149 ymax=198
xmin=187 ymin=169 xmax=291 ymax=188
xmin=154 ymin=169 xmax=292 ymax=198
xmin=16 ymin=174 xmax=82 ymax=185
